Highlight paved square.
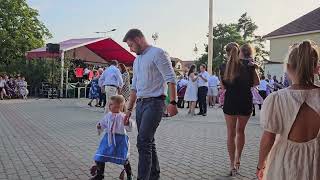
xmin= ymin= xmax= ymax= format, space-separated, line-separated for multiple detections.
xmin=0 ymin=99 xmax=262 ymax=179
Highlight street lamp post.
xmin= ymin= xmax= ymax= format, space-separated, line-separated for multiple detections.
xmin=193 ymin=43 xmax=198 ymax=60
xmin=208 ymin=0 xmax=214 ymax=75
xmin=94 ymin=28 xmax=117 ymax=37
xmin=152 ymin=32 xmax=159 ymax=45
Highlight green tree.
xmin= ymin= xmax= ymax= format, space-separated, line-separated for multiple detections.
xmin=0 ymin=0 xmax=51 ymax=72
xmin=253 ymin=36 xmax=269 ymax=65
xmin=196 ymin=23 xmax=243 ymax=73
xmin=237 ymin=13 xmax=268 ymax=66
xmin=236 ymin=12 xmax=258 ymax=41
xmin=197 ymin=13 xmax=269 ymax=74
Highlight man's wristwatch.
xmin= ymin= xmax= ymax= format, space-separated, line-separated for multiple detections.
xmin=170 ymin=100 xmax=177 ymax=105
xmin=127 ymin=107 xmax=133 ymax=112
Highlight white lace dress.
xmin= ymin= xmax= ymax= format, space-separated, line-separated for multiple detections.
xmin=184 ymin=75 xmax=198 ymax=102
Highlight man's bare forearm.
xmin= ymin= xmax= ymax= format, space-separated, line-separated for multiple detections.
xmin=127 ymin=90 xmax=137 ymax=111
xmin=168 ymin=83 xmax=176 ymax=102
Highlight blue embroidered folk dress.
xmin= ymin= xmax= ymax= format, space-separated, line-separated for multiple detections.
xmin=94 ymin=112 xmax=133 ymax=165
xmin=89 ymin=77 xmax=100 ymax=99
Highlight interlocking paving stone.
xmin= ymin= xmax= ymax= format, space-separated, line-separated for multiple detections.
xmin=0 ymin=99 xmax=262 ymax=179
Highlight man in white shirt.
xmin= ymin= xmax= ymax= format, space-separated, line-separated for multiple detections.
xmin=258 ymin=75 xmax=268 ymax=100
xmin=83 ymin=67 xmax=91 ymax=80
xmin=99 ymin=60 xmax=123 ymax=112
xmin=267 ymin=74 xmax=274 ymax=91
xmin=197 ymin=64 xmax=210 ymax=116
xmin=98 ymin=68 xmax=106 ymax=107
xmin=208 ymin=73 xmax=220 ymax=107
xmin=123 ymin=29 xmax=177 ymax=180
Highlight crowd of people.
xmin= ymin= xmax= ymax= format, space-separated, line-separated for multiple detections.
xmin=82 ymin=29 xmax=320 ymax=180
xmin=0 ymin=74 xmax=29 ymax=100
xmin=177 ymin=68 xmax=288 ymax=117
xmin=86 ymin=61 xmax=131 ymax=110
xmin=174 ymin=41 xmax=319 ymax=180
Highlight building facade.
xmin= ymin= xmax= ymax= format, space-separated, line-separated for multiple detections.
xmin=264 ymin=7 xmax=320 ymax=79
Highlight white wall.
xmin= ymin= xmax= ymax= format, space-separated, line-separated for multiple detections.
xmin=264 ymin=64 xmax=285 ymax=79
xmin=269 ymin=32 xmax=320 ymax=62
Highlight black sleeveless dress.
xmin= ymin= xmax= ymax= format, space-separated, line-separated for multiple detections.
xmin=222 ymin=60 xmax=254 ymax=116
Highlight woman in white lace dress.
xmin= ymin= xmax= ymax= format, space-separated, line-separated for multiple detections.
xmin=257 ymin=40 xmax=320 ymax=180
xmin=184 ymin=64 xmax=198 ymax=115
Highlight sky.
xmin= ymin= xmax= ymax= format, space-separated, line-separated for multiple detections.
xmin=27 ymin=0 xmax=319 ymax=60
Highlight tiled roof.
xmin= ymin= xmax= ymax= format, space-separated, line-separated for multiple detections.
xmin=264 ymin=7 xmax=320 ymax=39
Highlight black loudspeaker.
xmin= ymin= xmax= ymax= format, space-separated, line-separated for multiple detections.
xmin=46 ymin=43 xmax=60 ymax=53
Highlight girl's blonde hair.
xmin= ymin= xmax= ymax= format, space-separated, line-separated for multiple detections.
xmin=224 ymin=42 xmax=241 ymax=82
xmin=110 ymin=95 xmax=126 ymax=112
xmin=286 ymin=40 xmax=319 ymax=85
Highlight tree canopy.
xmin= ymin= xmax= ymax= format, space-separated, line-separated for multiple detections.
xmin=0 ymin=0 xmax=51 ymax=72
xmin=196 ymin=13 xmax=269 ymax=74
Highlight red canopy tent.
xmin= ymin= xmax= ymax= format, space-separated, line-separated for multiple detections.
xmin=25 ymin=37 xmax=135 ymax=97
xmin=26 ymin=37 xmax=135 ymax=65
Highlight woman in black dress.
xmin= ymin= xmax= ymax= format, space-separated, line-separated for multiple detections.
xmin=222 ymin=43 xmax=259 ymax=176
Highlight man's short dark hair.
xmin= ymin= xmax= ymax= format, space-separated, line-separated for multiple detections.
xmin=123 ymin=29 xmax=145 ymax=42
xmin=110 ymin=60 xmax=118 ymax=66
xmin=200 ymin=64 xmax=207 ymax=69
xmin=171 ymin=61 xmax=176 ymax=67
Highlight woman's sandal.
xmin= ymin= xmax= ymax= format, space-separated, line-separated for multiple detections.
xmin=229 ymin=168 xmax=237 ymax=176
xmin=235 ymin=162 xmax=241 ymax=174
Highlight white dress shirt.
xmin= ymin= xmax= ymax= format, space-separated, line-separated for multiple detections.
xmin=198 ymin=71 xmax=210 ymax=87
xmin=131 ymin=46 xmax=176 ymax=98
xmin=208 ymin=75 xmax=220 ymax=87
xmin=99 ymin=65 xmax=124 ymax=88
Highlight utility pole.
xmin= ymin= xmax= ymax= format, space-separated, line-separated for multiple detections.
xmin=208 ymin=0 xmax=214 ymax=74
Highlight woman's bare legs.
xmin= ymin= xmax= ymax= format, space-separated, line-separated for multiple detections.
xmin=224 ymin=114 xmax=237 ymax=171
xmin=190 ymin=101 xmax=196 ymax=115
xmin=235 ymin=115 xmax=250 ymax=169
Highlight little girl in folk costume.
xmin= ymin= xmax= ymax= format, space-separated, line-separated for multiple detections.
xmin=90 ymin=95 xmax=133 ymax=180
xmin=251 ymin=87 xmax=264 ymax=116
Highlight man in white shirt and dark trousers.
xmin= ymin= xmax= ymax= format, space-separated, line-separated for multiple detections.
xmin=98 ymin=68 xmax=106 ymax=107
xmin=197 ymin=64 xmax=210 ymax=116
xmin=258 ymin=75 xmax=268 ymax=110
xmin=99 ymin=60 xmax=123 ymax=112
xmin=208 ymin=73 xmax=220 ymax=107
xmin=123 ymin=29 xmax=178 ymax=180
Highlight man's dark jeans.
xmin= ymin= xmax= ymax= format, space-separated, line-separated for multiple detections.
xmin=136 ymin=98 xmax=165 ymax=180
xmin=98 ymin=92 xmax=106 ymax=107
xmin=198 ymin=86 xmax=208 ymax=114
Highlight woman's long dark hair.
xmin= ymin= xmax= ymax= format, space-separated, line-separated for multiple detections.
xmin=119 ymin=63 xmax=128 ymax=74
xmin=188 ymin=64 xmax=196 ymax=76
